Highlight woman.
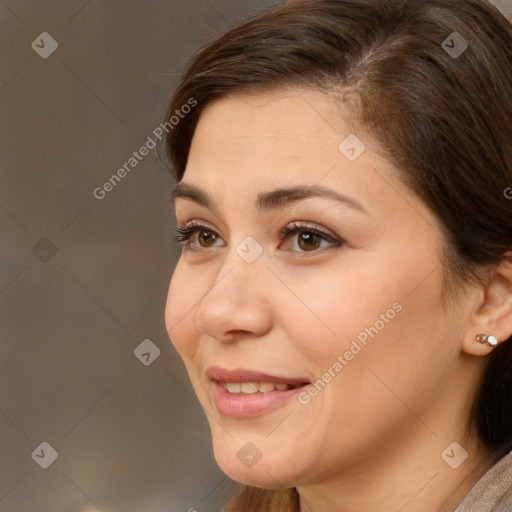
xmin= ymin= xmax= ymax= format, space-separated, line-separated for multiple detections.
xmin=162 ymin=1 xmax=512 ymax=510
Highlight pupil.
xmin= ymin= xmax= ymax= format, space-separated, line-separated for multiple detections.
xmin=199 ymin=230 xmax=216 ymax=247
xmin=299 ymin=232 xmax=320 ymax=251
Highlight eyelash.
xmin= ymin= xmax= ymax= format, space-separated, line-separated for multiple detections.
xmin=174 ymin=221 xmax=343 ymax=251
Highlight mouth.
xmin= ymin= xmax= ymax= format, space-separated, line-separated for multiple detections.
xmin=219 ymin=380 xmax=304 ymax=394
xmin=206 ymin=367 xmax=310 ymax=418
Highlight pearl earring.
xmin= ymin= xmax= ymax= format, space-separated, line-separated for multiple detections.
xmin=475 ymin=334 xmax=499 ymax=348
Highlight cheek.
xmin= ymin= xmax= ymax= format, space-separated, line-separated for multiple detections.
xmin=273 ymin=262 xmax=402 ymax=359
xmin=321 ymin=268 xmax=451 ymax=423
xmin=165 ymin=261 xmax=203 ymax=361
xmin=283 ymin=253 xmax=449 ymax=400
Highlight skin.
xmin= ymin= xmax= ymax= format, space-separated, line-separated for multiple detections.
xmin=165 ymin=88 xmax=512 ymax=512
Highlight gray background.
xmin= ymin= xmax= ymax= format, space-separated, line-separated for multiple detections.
xmin=0 ymin=1 xmax=281 ymax=511
xmin=1 ymin=1 xmax=511 ymax=512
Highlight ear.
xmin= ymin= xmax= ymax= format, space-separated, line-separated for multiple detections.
xmin=462 ymin=252 xmax=512 ymax=356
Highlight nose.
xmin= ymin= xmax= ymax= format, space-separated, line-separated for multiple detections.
xmin=194 ymin=259 xmax=273 ymax=343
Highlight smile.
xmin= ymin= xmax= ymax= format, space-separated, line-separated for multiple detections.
xmin=207 ymin=367 xmax=310 ymax=418
xmin=219 ymin=381 xmax=302 ymax=394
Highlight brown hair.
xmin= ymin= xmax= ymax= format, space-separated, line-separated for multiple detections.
xmin=161 ymin=0 xmax=512 ymax=510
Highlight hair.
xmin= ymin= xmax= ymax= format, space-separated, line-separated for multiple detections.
xmin=161 ymin=0 xmax=512 ymax=510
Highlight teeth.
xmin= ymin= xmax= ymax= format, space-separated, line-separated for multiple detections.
xmin=222 ymin=381 xmax=294 ymax=394
xmin=258 ymin=382 xmax=277 ymax=392
xmin=240 ymin=382 xmax=259 ymax=394
xmin=226 ymin=382 xmax=241 ymax=393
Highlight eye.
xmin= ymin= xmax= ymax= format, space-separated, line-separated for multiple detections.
xmin=174 ymin=222 xmax=225 ymax=249
xmin=174 ymin=221 xmax=343 ymax=253
xmin=280 ymin=222 xmax=343 ymax=253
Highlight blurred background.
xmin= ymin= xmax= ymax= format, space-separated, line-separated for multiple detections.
xmin=0 ymin=1 xmax=282 ymax=511
xmin=1 ymin=1 xmax=511 ymax=511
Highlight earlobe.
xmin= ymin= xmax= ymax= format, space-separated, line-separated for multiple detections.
xmin=463 ymin=333 xmax=501 ymax=357
xmin=462 ymin=252 xmax=512 ymax=357
xmin=475 ymin=334 xmax=499 ymax=347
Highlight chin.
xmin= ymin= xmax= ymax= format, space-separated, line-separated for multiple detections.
xmin=211 ymin=431 xmax=310 ymax=489
xmin=215 ymin=454 xmax=297 ymax=489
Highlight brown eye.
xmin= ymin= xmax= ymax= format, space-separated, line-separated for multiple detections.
xmin=198 ymin=230 xmax=218 ymax=247
xmin=175 ymin=224 xmax=225 ymax=249
xmin=297 ymin=232 xmax=322 ymax=251
xmin=279 ymin=222 xmax=343 ymax=253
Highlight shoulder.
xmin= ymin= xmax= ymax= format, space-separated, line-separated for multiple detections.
xmin=455 ymin=450 xmax=512 ymax=512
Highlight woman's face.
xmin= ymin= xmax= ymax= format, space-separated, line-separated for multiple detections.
xmin=165 ymin=89 xmax=477 ymax=488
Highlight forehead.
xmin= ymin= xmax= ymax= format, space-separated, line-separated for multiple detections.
xmin=183 ymin=90 xmax=386 ymax=209
xmin=190 ymin=88 xmax=350 ymax=156
xmin=184 ymin=89 xmax=368 ymax=192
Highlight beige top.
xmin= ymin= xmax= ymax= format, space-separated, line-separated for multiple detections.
xmin=495 ymin=0 xmax=512 ymax=24
xmin=454 ymin=451 xmax=512 ymax=511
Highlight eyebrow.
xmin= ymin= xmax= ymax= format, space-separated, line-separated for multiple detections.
xmin=171 ymin=182 xmax=368 ymax=214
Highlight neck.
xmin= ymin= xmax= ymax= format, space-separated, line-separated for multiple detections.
xmin=297 ymin=433 xmax=495 ymax=512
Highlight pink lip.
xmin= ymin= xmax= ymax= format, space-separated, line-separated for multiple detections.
xmin=206 ymin=366 xmax=310 ymax=419
xmin=206 ymin=366 xmax=309 ymax=386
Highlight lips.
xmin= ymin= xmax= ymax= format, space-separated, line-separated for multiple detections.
xmin=206 ymin=366 xmax=310 ymax=418
xmin=206 ymin=367 xmax=309 ymax=386
xmin=220 ymin=381 xmax=298 ymax=393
